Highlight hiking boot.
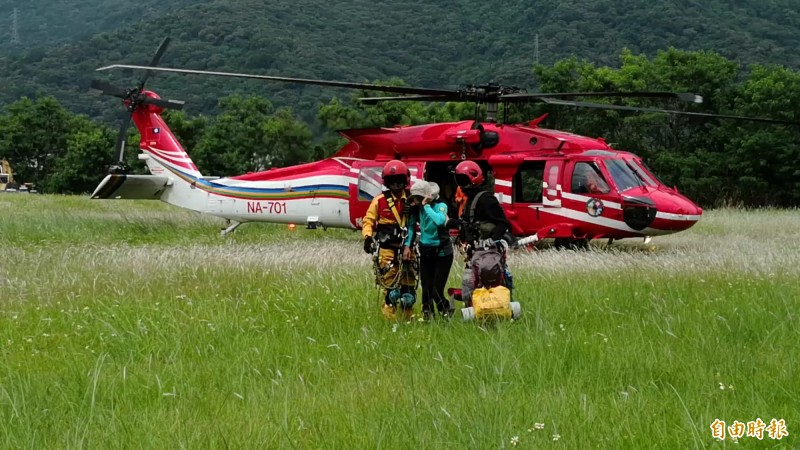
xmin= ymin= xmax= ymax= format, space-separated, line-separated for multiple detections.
xmin=381 ymin=303 xmax=397 ymax=320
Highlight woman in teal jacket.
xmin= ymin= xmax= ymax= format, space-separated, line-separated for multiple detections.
xmin=405 ymin=180 xmax=454 ymax=319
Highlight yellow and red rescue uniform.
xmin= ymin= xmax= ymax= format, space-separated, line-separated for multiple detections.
xmin=361 ymin=190 xmax=417 ymax=319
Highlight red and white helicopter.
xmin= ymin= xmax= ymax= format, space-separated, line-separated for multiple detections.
xmin=90 ymin=39 xmax=795 ymax=245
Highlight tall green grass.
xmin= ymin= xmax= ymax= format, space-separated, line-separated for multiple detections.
xmin=1 ymin=195 xmax=797 ymax=448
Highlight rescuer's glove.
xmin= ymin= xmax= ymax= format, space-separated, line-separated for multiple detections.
xmin=477 ymin=238 xmax=495 ymax=250
xmin=496 ymin=239 xmax=510 ymax=253
xmin=363 ymin=236 xmax=376 ymax=254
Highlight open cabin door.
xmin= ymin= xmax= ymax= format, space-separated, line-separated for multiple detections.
xmin=507 ymin=159 xmax=547 ymax=235
xmin=349 ymin=161 xmax=423 ymax=229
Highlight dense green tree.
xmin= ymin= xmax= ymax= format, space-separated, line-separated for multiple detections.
xmin=317 ymin=81 xmax=475 ymax=134
xmin=46 ymin=118 xmax=116 ymax=194
xmin=192 ymin=95 xmax=274 ymax=176
xmin=530 ymin=48 xmax=800 ymax=206
xmin=261 ymin=108 xmax=314 ymax=168
xmin=162 ymin=110 xmax=209 ymax=155
xmin=192 ymin=96 xmax=316 ymax=176
xmin=0 ymin=96 xmax=74 ymax=187
xmin=720 ymin=64 xmax=800 ymax=205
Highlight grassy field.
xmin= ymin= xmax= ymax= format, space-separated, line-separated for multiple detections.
xmin=1 ymin=195 xmax=797 ymax=449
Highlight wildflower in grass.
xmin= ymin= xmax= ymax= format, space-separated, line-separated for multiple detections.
xmin=510 ymin=436 xmax=519 ymax=446
xmin=529 ymin=423 xmax=545 ymax=432
xmin=552 ymin=433 xmax=560 ymax=441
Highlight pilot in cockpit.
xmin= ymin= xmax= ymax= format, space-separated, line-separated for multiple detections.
xmin=572 ymin=162 xmax=610 ymax=194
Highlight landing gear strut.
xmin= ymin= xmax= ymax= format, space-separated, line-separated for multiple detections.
xmin=221 ymin=220 xmax=242 ymax=236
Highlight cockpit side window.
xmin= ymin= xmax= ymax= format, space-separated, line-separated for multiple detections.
xmin=571 ymin=162 xmax=610 ymax=194
xmin=514 ymin=161 xmax=545 ymax=203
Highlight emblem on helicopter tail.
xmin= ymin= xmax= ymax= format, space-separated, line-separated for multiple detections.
xmin=586 ymin=198 xmax=604 ymax=217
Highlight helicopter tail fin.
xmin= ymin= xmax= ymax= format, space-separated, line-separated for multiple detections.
xmin=134 ymin=110 xmax=203 ymax=179
xmin=91 ymin=107 xmax=209 ymax=215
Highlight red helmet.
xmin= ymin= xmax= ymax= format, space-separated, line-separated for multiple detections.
xmin=382 ymin=160 xmax=410 ymax=189
xmin=454 ymin=160 xmax=484 ymax=188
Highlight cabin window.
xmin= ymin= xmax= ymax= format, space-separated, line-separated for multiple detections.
xmin=357 ymin=167 xmax=384 ymax=202
xmin=571 ymin=162 xmax=610 ymax=194
xmin=514 ymin=161 xmax=546 ymax=203
xmin=547 ymin=166 xmax=559 ymax=190
xmin=357 ymin=165 xmax=420 ymax=202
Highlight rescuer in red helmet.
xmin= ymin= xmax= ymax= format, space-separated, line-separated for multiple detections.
xmin=453 ymin=160 xmax=512 ymax=305
xmin=361 ymin=160 xmax=418 ymax=320
xmin=454 ymin=160 xmax=510 ymax=249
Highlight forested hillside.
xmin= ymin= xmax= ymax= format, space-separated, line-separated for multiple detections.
xmin=1 ymin=0 xmax=799 ymax=124
xmin=0 ymin=0 xmax=203 ymax=51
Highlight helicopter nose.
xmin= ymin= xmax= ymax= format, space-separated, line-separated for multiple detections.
xmin=650 ymin=189 xmax=703 ymax=232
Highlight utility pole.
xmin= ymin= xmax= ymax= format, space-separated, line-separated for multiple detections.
xmin=534 ymin=33 xmax=539 ymax=65
xmin=10 ymin=8 xmax=20 ymax=46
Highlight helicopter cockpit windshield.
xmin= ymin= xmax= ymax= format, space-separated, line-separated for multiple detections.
xmin=628 ymin=158 xmax=661 ymax=187
xmin=604 ymin=158 xmax=647 ymax=192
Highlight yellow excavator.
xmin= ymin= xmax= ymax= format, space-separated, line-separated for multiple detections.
xmin=0 ymin=158 xmax=36 ymax=193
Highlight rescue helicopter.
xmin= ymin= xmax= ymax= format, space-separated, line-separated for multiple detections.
xmin=89 ymin=38 xmax=797 ymax=246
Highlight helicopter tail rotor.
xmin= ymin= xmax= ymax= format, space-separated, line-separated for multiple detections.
xmin=91 ymin=37 xmax=185 ymax=173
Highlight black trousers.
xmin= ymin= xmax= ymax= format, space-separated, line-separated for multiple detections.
xmin=419 ymin=247 xmax=454 ymax=315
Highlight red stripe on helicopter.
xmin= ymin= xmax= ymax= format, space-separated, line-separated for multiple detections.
xmin=145 ymin=147 xmax=198 ymax=172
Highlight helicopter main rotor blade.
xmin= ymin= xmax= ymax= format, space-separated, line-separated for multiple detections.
xmin=361 ymin=91 xmax=704 ymax=105
xmin=502 ymin=91 xmax=703 ymax=103
xmin=96 ymin=65 xmax=457 ymax=97
xmin=90 ymin=79 xmax=129 ymax=98
xmin=141 ymin=96 xmax=185 ymax=110
xmin=541 ymin=98 xmax=799 ymax=125
xmin=138 ymin=37 xmax=171 ymax=90
xmin=359 ymin=94 xmax=456 ymax=105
